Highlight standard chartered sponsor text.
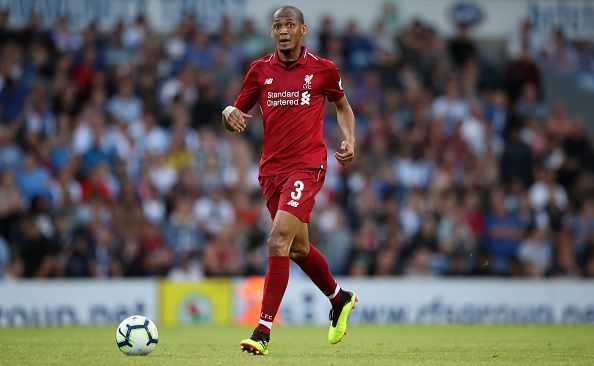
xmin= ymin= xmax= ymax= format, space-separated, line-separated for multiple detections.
xmin=267 ymin=90 xmax=306 ymax=107
xmin=268 ymin=91 xmax=300 ymax=98
xmin=268 ymin=98 xmax=299 ymax=106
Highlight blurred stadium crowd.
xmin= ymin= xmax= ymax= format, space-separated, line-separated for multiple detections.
xmin=0 ymin=9 xmax=593 ymax=280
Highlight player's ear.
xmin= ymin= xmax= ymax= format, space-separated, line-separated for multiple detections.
xmin=301 ymin=23 xmax=307 ymax=37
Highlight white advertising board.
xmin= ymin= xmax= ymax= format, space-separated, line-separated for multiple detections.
xmin=273 ymin=277 xmax=594 ymax=324
xmin=0 ymin=279 xmax=158 ymax=327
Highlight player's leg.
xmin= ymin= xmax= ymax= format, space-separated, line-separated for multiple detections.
xmin=290 ymin=224 xmax=358 ymax=344
xmin=290 ymin=224 xmax=343 ymax=304
xmin=240 ymin=209 xmax=301 ymax=355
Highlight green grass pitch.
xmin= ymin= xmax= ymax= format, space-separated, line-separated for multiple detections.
xmin=0 ymin=325 xmax=593 ymax=365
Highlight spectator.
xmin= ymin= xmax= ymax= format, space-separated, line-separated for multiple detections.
xmin=60 ymin=227 xmax=94 ymax=277
xmin=500 ymin=125 xmax=533 ymax=189
xmin=0 ymin=10 xmax=13 ymax=48
xmin=514 ymin=82 xmax=547 ymax=120
xmin=16 ymin=150 xmax=51 ymax=202
xmin=164 ymin=196 xmax=205 ymax=261
xmin=0 ymin=52 xmax=29 ymax=124
xmin=129 ymin=109 xmax=170 ymax=155
xmin=518 ymin=224 xmax=552 ymax=277
xmin=203 ymin=229 xmax=242 ymax=276
xmin=105 ymin=21 xmax=133 ymax=66
xmin=569 ymin=199 xmax=594 ymax=268
xmin=185 ymin=31 xmax=215 ymax=69
xmin=194 ymin=187 xmax=235 ymax=237
xmin=24 ymin=84 xmax=56 ymax=147
xmin=559 ymin=117 xmax=593 ymax=189
xmin=317 ymin=16 xmax=335 ymax=57
xmin=159 ymin=64 xmax=198 ymax=110
xmin=168 ymin=251 xmax=204 ymax=281
xmin=0 ymin=169 xmax=24 ymax=241
xmin=89 ymin=225 xmax=123 ymax=278
xmin=543 ymin=28 xmax=579 ymax=71
xmin=437 ymin=194 xmax=476 ymax=274
xmin=484 ymin=188 xmax=524 ymax=275
xmin=528 ymin=165 xmax=567 ymax=231
xmin=431 ymin=79 xmax=468 ymax=132
xmin=484 ymin=89 xmax=508 ymax=136
xmin=342 ymin=20 xmax=374 ymax=71
xmin=407 ymin=214 xmax=438 ymax=262
xmin=506 ymin=20 xmax=541 ymax=59
xmin=107 ymin=77 xmax=143 ymax=125
xmin=448 ymin=24 xmax=477 ymax=68
xmin=505 ymin=45 xmax=542 ymax=103
xmin=317 ymin=207 xmax=352 ymax=275
xmin=14 ymin=214 xmax=60 ymax=277
xmin=139 ymin=221 xmax=173 ymax=276
xmin=460 ymin=100 xmax=489 ymax=156
xmin=347 ymin=217 xmax=379 ymax=276
xmin=123 ymin=14 xmax=148 ymax=50
xmin=371 ymin=20 xmax=398 ymax=57
xmin=0 ymin=235 xmax=9 ymax=278
xmin=240 ymin=19 xmax=266 ymax=60
xmin=52 ymin=16 xmax=82 ymax=53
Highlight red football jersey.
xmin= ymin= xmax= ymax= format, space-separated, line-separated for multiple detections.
xmin=234 ymin=46 xmax=345 ymax=176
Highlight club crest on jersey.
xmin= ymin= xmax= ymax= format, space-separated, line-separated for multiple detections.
xmin=303 ymin=74 xmax=314 ymax=89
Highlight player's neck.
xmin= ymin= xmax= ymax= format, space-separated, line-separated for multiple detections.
xmin=277 ymin=45 xmax=303 ymax=62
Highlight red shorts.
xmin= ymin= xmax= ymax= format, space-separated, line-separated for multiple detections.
xmin=258 ymin=169 xmax=326 ymax=223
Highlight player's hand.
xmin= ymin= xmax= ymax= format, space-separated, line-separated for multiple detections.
xmin=335 ymin=139 xmax=355 ymax=165
xmin=222 ymin=106 xmax=252 ymax=133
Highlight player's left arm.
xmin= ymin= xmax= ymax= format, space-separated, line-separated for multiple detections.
xmin=324 ymin=61 xmax=355 ymax=165
xmin=333 ymin=96 xmax=355 ymax=165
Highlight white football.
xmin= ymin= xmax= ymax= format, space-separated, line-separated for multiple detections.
xmin=115 ymin=315 xmax=159 ymax=356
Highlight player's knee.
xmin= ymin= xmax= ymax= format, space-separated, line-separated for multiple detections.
xmin=268 ymin=229 xmax=293 ymax=256
xmin=289 ymin=242 xmax=309 ymax=261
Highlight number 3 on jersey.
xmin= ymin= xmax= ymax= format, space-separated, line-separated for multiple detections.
xmin=291 ymin=180 xmax=304 ymax=200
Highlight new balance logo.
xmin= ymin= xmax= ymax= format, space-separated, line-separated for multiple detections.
xmin=264 ymin=78 xmax=273 ymax=85
xmin=300 ymin=91 xmax=310 ymax=105
xmin=287 ymin=200 xmax=299 ymax=207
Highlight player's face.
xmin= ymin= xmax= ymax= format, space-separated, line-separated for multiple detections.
xmin=271 ymin=13 xmax=307 ymax=55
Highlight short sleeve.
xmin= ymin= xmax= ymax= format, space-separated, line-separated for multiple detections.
xmin=324 ymin=62 xmax=345 ymax=103
xmin=234 ymin=63 xmax=260 ymax=113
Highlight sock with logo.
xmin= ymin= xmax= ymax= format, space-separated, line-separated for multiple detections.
xmin=294 ymin=243 xmax=343 ymax=307
xmin=255 ymin=256 xmax=290 ymax=335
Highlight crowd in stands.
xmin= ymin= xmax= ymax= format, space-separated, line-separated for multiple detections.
xmin=0 ymin=8 xmax=593 ymax=280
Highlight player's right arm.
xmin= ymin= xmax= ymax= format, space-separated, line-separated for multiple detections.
xmin=222 ymin=106 xmax=252 ymax=132
xmin=222 ymin=61 xmax=260 ymax=133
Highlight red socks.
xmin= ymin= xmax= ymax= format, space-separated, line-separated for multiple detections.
xmin=255 ymin=245 xmax=341 ymax=335
xmin=255 ymin=256 xmax=290 ymax=334
xmin=295 ymin=243 xmax=341 ymax=307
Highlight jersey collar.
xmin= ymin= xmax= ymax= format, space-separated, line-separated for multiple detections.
xmin=271 ymin=46 xmax=308 ymax=69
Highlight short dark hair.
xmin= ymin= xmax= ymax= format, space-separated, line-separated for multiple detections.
xmin=273 ymin=6 xmax=304 ymax=24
